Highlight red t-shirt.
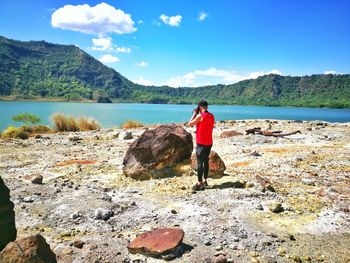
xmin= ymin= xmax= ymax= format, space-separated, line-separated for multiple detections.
xmin=196 ymin=111 xmax=214 ymax=145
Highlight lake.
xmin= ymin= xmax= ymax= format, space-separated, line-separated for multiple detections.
xmin=0 ymin=101 xmax=349 ymax=130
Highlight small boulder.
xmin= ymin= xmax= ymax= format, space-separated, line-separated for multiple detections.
xmin=0 ymin=177 xmax=17 ymax=251
xmin=0 ymin=234 xmax=57 ymax=263
xmin=268 ymin=202 xmax=284 ymax=213
xmin=69 ymin=136 xmax=81 ymax=142
xmin=31 ymin=175 xmax=43 ymax=185
xmin=191 ymin=150 xmax=226 ymax=178
xmin=220 ymin=130 xmax=243 ymax=138
xmin=123 ymin=131 xmax=133 ymax=140
xmin=73 ymin=240 xmax=85 ymax=249
xmin=94 ymin=208 xmax=113 ymax=221
xmin=123 ymin=124 xmax=193 ymax=180
xmin=127 ymin=228 xmax=184 ymax=257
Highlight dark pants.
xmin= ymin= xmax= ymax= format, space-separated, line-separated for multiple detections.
xmin=196 ymin=144 xmax=212 ymax=182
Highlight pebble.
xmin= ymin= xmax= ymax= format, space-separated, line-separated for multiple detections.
xmin=23 ymin=196 xmax=34 ymax=203
xmin=204 ymin=240 xmax=212 ymax=246
xmin=302 ymin=178 xmax=316 ymax=186
xmin=215 ymin=245 xmax=223 ymax=251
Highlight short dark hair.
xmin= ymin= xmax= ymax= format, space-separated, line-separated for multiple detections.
xmin=198 ymin=100 xmax=208 ymax=107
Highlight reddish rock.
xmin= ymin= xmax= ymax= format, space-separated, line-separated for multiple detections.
xmin=123 ymin=124 xmax=193 ymax=180
xmin=191 ymin=150 xmax=226 ymax=177
xmin=127 ymin=228 xmax=185 ymax=257
xmin=0 ymin=234 xmax=57 ymax=263
xmin=220 ymin=130 xmax=243 ymax=138
xmin=0 ymin=177 xmax=17 ymax=251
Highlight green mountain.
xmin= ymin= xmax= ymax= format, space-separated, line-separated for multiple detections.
xmin=1 ymin=36 xmax=349 ymax=108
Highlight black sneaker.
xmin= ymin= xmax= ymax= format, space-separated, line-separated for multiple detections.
xmin=192 ymin=183 xmax=205 ymax=191
xmin=204 ymin=181 xmax=209 ymax=187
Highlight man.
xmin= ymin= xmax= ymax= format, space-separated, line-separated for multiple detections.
xmin=187 ymin=100 xmax=215 ymax=190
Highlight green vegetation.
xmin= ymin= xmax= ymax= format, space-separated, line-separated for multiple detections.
xmin=1 ymin=36 xmax=349 ymax=108
xmin=121 ymin=120 xmax=144 ymax=129
xmin=12 ymin=113 xmax=41 ymax=125
xmin=1 ymin=126 xmax=28 ymax=139
xmin=51 ymin=113 xmax=100 ymax=132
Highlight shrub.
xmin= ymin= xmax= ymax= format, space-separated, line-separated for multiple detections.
xmin=121 ymin=120 xmax=144 ymax=129
xmin=77 ymin=117 xmax=100 ymax=131
xmin=31 ymin=125 xmax=52 ymax=134
xmin=12 ymin=113 xmax=41 ymax=125
xmin=51 ymin=113 xmax=68 ymax=131
xmin=51 ymin=113 xmax=100 ymax=132
xmin=1 ymin=126 xmax=28 ymax=140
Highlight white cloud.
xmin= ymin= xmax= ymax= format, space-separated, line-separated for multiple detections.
xmin=91 ymin=37 xmax=112 ymax=51
xmin=198 ymin=12 xmax=208 ymax=21
xmin=51 ymin=3 xmax=137 ymax=35
xmin=116 ymin=47 xmax=131 ymax=53
xmin=166 ymin=68 xmax=282 ymax=87
xmin=133 ymin=77 xmax=153 ymax=86
xmin=135 ymin=61 xmax=149 ymax=67
xmin=159 ymin=14 xmax=182 ymax=26
xmin=98 ymin=54 xmax=120 ymax=64
xmin=324 ymin=70 xmax=337 ymax=74
xmin=90 ymin=37 xmax=131 ymax=53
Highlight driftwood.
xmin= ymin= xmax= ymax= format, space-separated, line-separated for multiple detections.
xmin=246 ymin=127 xmax=301 ymax=137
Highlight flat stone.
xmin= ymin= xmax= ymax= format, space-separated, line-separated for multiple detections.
xmin=127 ymin=228 xmax=184 ymax=257
xmin=220 ymin=130 xmax=243 ymax=138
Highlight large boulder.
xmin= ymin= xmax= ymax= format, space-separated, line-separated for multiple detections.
xmin=0 ymin=234 xmax=57 ymax=263
xmin=0 ymin=177 xmax=17 ymax=251
xmin=191 ymin=150 xmax=226 ymax=178
xmin=123 ymin=124 xmax=193 ymax=180
xmin=127 ymin=228 xmax=185 ymax=257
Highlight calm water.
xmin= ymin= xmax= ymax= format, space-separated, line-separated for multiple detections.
xmin=0 ymin=101 xmax=349 ymax=130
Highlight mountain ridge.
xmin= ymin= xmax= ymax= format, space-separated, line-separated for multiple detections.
xmin=0 ymin=36 xmax=349 ymax=108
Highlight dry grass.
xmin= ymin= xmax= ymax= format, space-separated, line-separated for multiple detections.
xmin=21 ymin=125 xmax=52 ymax=134
xmin=78 ymin=117 xmax=100 ymax=131
xmin=51 ymin=113 xmax=100 ymax=132
xmin=121 ymin=120 xmax=144 ymax=129
xmin=1 ymin=126 xmax=28 ymax=139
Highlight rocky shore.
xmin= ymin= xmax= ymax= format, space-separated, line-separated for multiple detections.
xmin=1 ymin=120 xmax=349 ymax=263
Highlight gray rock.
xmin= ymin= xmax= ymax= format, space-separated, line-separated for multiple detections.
xmin=215 ymin=245 xmax=223 ymax=251
xmin=123 ymin=132 xmax=133 ymax=140
xmin=302 ymin=178 xmax=316 ymax=186
xmin=94 ymin=208 xmax=113 ymax=221
xmin=268 ymin=202 xmax=284 ymax=213
xmin=70 ymin=211 xmax=81 ymax=220
xmin=69 ymin=135 xmax=82 ymax=142
xmin=23 ymin=196 xmax=34 ymax=203
xmin=31 ymin=175 xmax=43 ymax=185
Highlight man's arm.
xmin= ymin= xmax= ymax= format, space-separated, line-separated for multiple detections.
xmin=188 ymin=114 xmax=203 ymax=127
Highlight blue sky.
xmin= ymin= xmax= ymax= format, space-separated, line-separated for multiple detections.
xmin=0 ymin=0 xmax=349 ymax=87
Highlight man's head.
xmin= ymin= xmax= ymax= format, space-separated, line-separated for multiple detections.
xmin=197 ymin=100 xmax=208 ymax=111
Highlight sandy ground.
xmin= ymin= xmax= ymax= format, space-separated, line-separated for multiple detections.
xmin=1 ymin=119 xmax=349 ymax=263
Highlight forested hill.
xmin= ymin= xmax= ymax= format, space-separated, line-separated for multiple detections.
xmin=0 ymin=36 xmax=349 ymax=108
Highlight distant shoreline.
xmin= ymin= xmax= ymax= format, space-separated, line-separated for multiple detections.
xmin=1 ymin=96 xmax=350 ymax=109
